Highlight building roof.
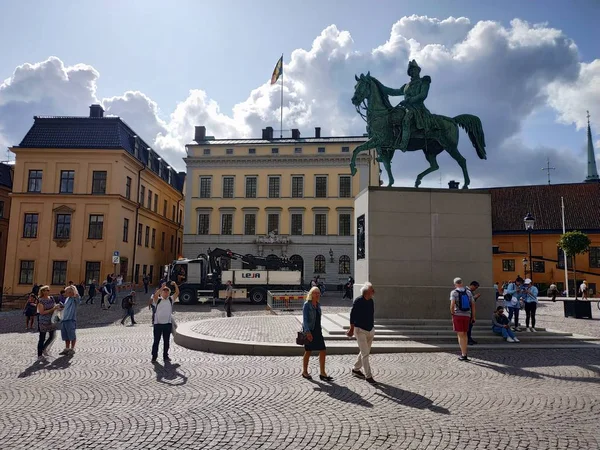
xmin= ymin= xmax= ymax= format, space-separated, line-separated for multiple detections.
xmin=188 ymin=136 xmax=369 ymax=146
xmin=0 ymin=163 xmax=13 ymax=189
xmin=15 ymin=115 xmax=185 ymax=193
xmin=489 ymin=183 xmax=600 ymax=233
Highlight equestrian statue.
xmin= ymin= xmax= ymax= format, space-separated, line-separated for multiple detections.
xmin=350 ymin=60 xmax=486 ymax=188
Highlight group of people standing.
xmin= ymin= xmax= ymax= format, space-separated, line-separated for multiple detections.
xmin=501 ymin=277 xmax=539 ymax=332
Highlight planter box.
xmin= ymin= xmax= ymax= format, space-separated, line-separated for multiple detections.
xmin=563 ymin=300 xmax=593 ymax=319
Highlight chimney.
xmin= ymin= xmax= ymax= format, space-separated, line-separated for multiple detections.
xmin=264 ymin=126 xmax=274 ymax=140
xmin=89 ymin=104 xmax=104 ymax=118
xmin=195 ymin=126 xmax=206 ymax=142
xmin=291 ymin=129 xmax=301 ymax=139
xmin=448 ymin=180 xmax=460 ymax=189
xmin=315 ymin=127 xmax=321 ymax=138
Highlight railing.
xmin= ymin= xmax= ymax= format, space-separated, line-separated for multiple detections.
xmin=267 ymin=290 xmax=307 ymax=311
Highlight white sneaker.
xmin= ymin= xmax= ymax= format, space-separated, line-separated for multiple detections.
xmin=526 ymin=328 xmax=532 ymax=332
xmin=506 ymin=337 xmax=516 ymax=343
xmin=530 ymin=327 xmax=537 ymax=332
xmin=513 ymin=337 xmax=520 ymax=342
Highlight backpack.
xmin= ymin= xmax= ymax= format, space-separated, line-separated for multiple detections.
xmin=454 ymin=289 xmax=471 ymax=311
xmin=121 ymin=296 xmax=131 ymax=309
xmin=157 ymin=296 xmax=173 ymax=306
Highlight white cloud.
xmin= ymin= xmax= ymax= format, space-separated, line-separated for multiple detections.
xmin=0 ymin=16 xmax=598 ymax=187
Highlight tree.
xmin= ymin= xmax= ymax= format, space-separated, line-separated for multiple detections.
xmin=557 ymin=231 xmax=591 ymax=299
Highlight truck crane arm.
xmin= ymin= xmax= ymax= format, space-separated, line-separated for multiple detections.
xmin=205 ymin=248 xmax=300 ymax=273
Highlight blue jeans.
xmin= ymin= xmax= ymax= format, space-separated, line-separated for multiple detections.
xmin=492 ymin=325 xmax=516 ymax=339
xmin=507 ymin=307 xmax=520 ymax=327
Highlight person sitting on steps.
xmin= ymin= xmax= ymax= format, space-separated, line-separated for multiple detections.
xmin=492 ymin=306 xmax=520 ymax=343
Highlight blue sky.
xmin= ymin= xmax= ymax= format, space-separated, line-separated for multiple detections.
xmin=0 ymin=0 xmax=599 ymax=186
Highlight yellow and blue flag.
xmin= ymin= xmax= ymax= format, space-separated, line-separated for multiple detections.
xmin=270 ymin=55 xmax=283 ymax=85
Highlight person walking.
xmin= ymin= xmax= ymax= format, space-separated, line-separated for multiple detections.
xmin=343 ymin=277 xmax=354 ymax=300
xmin=347 ymin=282 xmax=376 ymax=384
xmin=224 ymin=280 xmax=233 ymax=317
xmin=450 ymin=277 xmax=475 ymax=361
xmin=143 ymin=274 xmax=150 ymax=294
xmin=76 ymin=281 xmax=86 ymax=298
xmin=59 ymin=285 xmax=81 ymax=356
xmin=301 ymin=286 xmax=333 ymax=381
xmin=492 ymin=306 xmax=520 ymax=342
xmin=580 ymin=280 xmax=589 ymax=300
xmin=110 ymin=274 xmax=118 ymax=304
xmin=86 ymin=280 xmax=97 ymax=304
xmin=522 ymin=278 xmax=539 ymax=332
xmin=151 ymin=282 xmax=179 ymax=363
xmin=548 ymin=282 xmax=559 ymax=302
xmin=101 ymin=281 xmax=111 ymax=310
xmin=467 ymin=281 xmax=481 ymax=345
xmin=36 ymin=286 xmax=62 ymax=359
xmin=23 ymin=293 xmax=38 ymax=330
xmin=121 ymin=291 xmax=137 ymax=326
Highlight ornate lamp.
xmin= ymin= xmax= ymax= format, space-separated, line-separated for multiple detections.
xmin=523 ymin=213 xmax=535 ymax=282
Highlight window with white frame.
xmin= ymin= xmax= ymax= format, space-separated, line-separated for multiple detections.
xmin=315 ymin=213 xmax=327 ymax=236
xmin=222 ymin=176 xmax=234 ymax=198
xmin=291 ymin=176 xmax=304 ymax=198
xmin=315 ymin=176 xmax=327 ymax=198
xmin=200 ymin=177 xmax=212 ymax=198
xmin=291 ymin=213 xmax=303 ymax=235
xmin=267 ymin=213 xmax=279 ymax=234
xmin=339 ymin=176 xmax=352 ymax=198
xmin=221 ymin=213 xmax=233 ymax=235
xmin=339 ymin=214 xmax=351 ymax=236
xmin=268 ymin=176 xmax=280 ymax=198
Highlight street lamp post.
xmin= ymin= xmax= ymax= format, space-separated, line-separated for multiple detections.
xmin=524 ymin=213 xmax=535 ymax=283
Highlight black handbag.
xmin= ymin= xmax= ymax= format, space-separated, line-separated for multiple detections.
xmin=296 ymin=331 xmax=306 ymax=346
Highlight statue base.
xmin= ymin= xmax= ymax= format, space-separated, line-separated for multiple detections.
xmin=354 ymin=187 xmax=494 ymax=320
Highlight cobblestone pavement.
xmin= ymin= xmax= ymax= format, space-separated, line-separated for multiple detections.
xmin=1 ymin=293 xmax=600 ymax=449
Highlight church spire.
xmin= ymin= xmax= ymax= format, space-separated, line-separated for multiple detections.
xmin=585 ymin=110 xmax=599 ymax=183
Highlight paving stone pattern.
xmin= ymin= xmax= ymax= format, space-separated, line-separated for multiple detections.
xmin=1 ymin=292 xmax=600 ymax=449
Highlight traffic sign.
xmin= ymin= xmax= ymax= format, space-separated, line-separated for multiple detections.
xmin=112 ymin=256 xmax=120 ymax=264
xmin=113 ymin=251 xmax=120 ymax=257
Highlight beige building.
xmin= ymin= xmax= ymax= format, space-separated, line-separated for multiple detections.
xmin=0 ymin=163 xmax=13 ymax=295
xmin=184 ymin=126 xmax=379 ymax=288
xmin=3 ymin=105 xmax=185 ymax=296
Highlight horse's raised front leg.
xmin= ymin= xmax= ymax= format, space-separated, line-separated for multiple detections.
xmin=350 ymin=140 xmax=376 ymax=176
xmin=415 ymin=152 xmax=439 ymax=188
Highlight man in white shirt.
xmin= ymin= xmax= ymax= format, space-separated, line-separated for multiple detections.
xmin=151 ymin=282 xmax=179 ymax=363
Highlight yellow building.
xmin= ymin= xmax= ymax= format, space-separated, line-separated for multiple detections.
xmin=184 ymin=125 xmax=379 ymax=288
xmin=0 ymin=163 xmax=13 ymax=294
xmin=3 ymin=105 xmax=185 ymax=296
xmin=490 ymin=183 xmax=600 ymax=295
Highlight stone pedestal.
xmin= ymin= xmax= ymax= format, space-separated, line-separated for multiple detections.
xmin=354 ymin=187 xmax=494 ymax=320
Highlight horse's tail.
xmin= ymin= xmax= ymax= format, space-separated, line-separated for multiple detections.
xmin=454 ymin=114 xmax=487 ymax=160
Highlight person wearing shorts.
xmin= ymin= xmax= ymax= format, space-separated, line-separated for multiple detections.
xmin=450 ymin=277 xmax=475 ymax=361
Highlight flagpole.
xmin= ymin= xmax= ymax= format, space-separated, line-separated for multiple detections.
xmin=561 ymin=196 xmax=569 ymax=297
xmin=280 ymin=53 xmax=283 ymax=138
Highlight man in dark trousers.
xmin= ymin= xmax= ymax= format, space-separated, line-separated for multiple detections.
xmin=121 ymin=291 xmax=137 ymax=326
xmin=224 ymin=280 xmax=233 ymax=317
xmin=151 ymin=282 xmax=179 ymax=363
xmin=347 ymin=282 xmax=376 ymax=384
xmin=467 ymin=281 xmax=480 ymax=345
xmin=143 ymin=274 xmax=150 ymax=294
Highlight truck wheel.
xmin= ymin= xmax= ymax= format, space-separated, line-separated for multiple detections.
xmin=249 ymin=288 xmax=267 ymax=304
xmin=179 ymin=289 xmax=197 ymax=305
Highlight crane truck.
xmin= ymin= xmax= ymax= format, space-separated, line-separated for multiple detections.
xmin=167 ymin=248 xmax=302 ymax=304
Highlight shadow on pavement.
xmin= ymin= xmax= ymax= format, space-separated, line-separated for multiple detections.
xmin=312 ymin=380 xmax=373 ymax=408
xmin=374 ymin=382 xmax=450 ymax=415
xmin=17 ymin=354 xmax=73 ymax=378
xmin=152 ymin=361 xmax=188 ymax=386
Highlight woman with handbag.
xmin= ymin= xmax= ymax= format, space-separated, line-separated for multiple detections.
xmin=301 ymin=286 xmax=333 ymax=381
xmin=36 ymin=286 xmax=62 ymax=360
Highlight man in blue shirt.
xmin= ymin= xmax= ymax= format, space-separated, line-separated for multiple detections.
xmin=347 ymin=282 xmax=376 ymax=384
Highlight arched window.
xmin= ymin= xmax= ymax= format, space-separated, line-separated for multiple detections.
xmin=314 ymin=255 xmax=326 ymax=273
xmin=290 ymin=254 xmax=304 ymax=273
xmin=339 ymin=255 xmax=351 ymax=274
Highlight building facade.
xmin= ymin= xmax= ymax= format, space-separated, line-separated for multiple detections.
xmin=3 ymin=105 xmax=185 ymax=296
xmin=184 ymin=126 xmax=379 ymax=288
xmin=491 ymin=183 xmax=600 ymax=295
xmin=0 ymin=163 xmax=13 ymax=293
